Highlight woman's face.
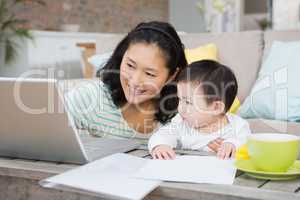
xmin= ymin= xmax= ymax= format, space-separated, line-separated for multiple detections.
xmin=120 ymin=42 xmax=171 ymax=105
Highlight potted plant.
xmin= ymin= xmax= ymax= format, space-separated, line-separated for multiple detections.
xmin=0 ymin=0 xmax=46 ymax=65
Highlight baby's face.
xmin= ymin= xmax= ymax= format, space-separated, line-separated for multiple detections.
xmin=177 ymin=82 xmax=224 ymax=129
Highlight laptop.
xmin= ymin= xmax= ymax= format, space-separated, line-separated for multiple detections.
xmin=0 ymin=78 xmax=140 ymax=164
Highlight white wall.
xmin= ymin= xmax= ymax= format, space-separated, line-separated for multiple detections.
xmin=169 ymin=0 xmax=206 ymax=33
xmin=169 ymin=0 xmax=272 ymax=32
xmin=273 ymin=0 xmax=300 ymax=30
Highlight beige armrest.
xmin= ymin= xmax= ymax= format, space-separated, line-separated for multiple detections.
xmin=76 ymin=43 xmax=96 ymax=79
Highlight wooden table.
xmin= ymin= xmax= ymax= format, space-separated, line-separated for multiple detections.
xmin=0 ymin=149 xmax=300 ymax=200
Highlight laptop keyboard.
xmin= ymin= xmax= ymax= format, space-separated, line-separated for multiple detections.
xmin=79 ymin=134 xmax=139 ymax=161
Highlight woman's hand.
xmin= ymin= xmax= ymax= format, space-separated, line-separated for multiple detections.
xmin=217 ymin=142 xmax=236 ymax=160
xmin=207 ymin=138 xmax=225 ymax=153
xmin=151 ymin=145 xmax=176 ymax=160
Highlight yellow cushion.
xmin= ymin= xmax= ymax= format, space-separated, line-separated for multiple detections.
xmin=184 ymin=43 xmax=218 ymax=64
xmin=184 ymin=43 xmax=240 ymax=113
xmin=228 ymin=97 xmax=240 ymax=114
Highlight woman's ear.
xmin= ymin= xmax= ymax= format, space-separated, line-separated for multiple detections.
xmin=166 ymin=68 xmax=180 ymax=84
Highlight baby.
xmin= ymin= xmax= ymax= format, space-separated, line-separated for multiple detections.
xmin=148 ymin=60 xmax=251 ymax=160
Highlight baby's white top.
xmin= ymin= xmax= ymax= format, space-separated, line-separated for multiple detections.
xmin=148 ymin=113 xmax=251 ymax=152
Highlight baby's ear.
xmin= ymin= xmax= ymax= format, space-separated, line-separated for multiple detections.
xmin=212 ymin=101 xmax=226 ymax=115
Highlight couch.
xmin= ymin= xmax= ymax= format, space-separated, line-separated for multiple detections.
xmin=63 ymin=30 xmax=300 ymax=135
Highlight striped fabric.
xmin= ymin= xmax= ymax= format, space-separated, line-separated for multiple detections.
xmin=64 ymin=80 xmax=152 ymax=144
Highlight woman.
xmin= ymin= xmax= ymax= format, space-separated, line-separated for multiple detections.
xmin=65 ymin=21 xmax=187 ymax=144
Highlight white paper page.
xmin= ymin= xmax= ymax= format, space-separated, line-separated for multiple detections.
xmin=40 ymin=153 xmax=161 ymax=200
xmin=134 ymin=155 xmax=236 ymax=185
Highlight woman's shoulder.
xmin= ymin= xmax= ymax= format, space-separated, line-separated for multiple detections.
xmin=64 ymin=79 xmax=118 ymax=114
xmin=170 ymin=113 xmax=183 ymax=123
xmin=65 ymin=79 xmax=111 ymax=101
xmin=71 ymin=79 xmax=109 ymax=93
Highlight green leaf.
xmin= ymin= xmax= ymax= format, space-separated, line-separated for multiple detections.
xmin=0 ymin=0 xmax=46 ymax=64
xmin=196 ymin=1 xmax=205 ymax=15
xmin=4 ymin=38 xmax=18 ymax=63
xmin=212 ymin=0 xmax=225 ymax=13
xmin=15 ymin=29 xmax=33 ymax=39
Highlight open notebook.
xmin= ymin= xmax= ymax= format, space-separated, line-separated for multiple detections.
xmin=40 ymin=153 xmax=161 ymax=200
xmin=134 ymin=155 xmax=237 ymax=185
xmin=40 ymin=153 xmax=237 ymax=200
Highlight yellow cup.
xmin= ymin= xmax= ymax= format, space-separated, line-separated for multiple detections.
xmin=236 ymin=134 xmax=300 ymax=172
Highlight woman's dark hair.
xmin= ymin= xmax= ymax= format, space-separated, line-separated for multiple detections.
xmin=98 ymin=21 xmax=188 ymax=124
xmin=177 ymin=60 xmax=238 ymax=113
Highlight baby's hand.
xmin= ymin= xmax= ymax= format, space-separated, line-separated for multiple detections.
xmin=207 ymin=138 xmax=225 ymax=152
xmin=217 ymin=142 xmax=236 ymax=160
xmin=151 ymin=145 xmax=176 ymax=160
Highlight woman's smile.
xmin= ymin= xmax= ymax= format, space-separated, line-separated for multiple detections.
xmin=128 ymin=84 xmax=147 ymax=96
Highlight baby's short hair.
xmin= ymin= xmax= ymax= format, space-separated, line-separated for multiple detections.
xmin=177 ymin=60 xmax=238 ymax=113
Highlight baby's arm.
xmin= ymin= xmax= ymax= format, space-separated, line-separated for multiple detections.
xmin=218 ymin=117 xmax=252 ymax=159
xmin=148 ymin=123 xmax=179 ymax=160
xmin=223 ymin=119 xmax=251 ymax=148
xmin=217 ymin=143 xmax=236 ymax=159
xmin=206 ymin=138 xmax=225 ymax=152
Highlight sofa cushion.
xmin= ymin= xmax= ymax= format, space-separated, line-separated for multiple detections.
xmin=263 ymin=30 xmax=300 ymax=60
xmin=180 ymin=31 xmax=264 ymax=102
xmin=96 ymin=34 xmax=125 ymax=54
xmin=239 ymin=41 xmax=300 ymax=122
xmin=184 ymin=43 xmax=218 ymax=63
